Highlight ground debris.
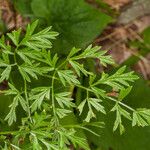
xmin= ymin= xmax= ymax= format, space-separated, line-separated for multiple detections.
xmin=95 ymin=14 xmax=150 ymax=78
xmin=0 ymin=0 xmax=29 ymax=32
xmin=103 ymin=0 xmax=131 ymax=10
xmin=118 ymin=0 xmax=150 ymax=24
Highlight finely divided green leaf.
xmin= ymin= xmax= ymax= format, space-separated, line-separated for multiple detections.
xmin=55 ymin=92 xmax=75 ymax=108
xmin=57 ymin=70 xmax=80 ymax=86
xmin=0 ymin=65 xmax=11 ymax=83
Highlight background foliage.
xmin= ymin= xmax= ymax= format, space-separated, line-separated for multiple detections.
xmin=13 ymin=0 xmax=112 ymax=54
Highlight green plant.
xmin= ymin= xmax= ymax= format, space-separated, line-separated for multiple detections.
xmin=13 ymin=0 xmax=112 ymax=54
xmin=0 ymin=21 xmax=150 ymax=149
xmin=88 ymin=78 xmax=150 ymax=150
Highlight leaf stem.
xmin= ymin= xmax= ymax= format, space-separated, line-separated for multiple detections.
xmin=13 ymin=47 xmax=18 ymax=64
xmin=108 ymin=97 xmax=135 ymax=112
xmin=51 ymin=71 xmax=59 ymax=126
xmin=76 ymin=84 xmax=92 ymax=92
xmin=0 ymin=130 xmax=29 ymax=135
xmin=57 ymin=59 xmax=68 ymax=70
xmin=24 ymin=79 xmax=33 ymax=123
xmin=43 ymin=74 xmax=59 ymax=80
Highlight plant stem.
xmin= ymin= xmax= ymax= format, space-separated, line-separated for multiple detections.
xmin=108 ymin=97 xmax=135 ymax=112
xmin=76 ymin=84 xmax=92 ymax=92
xmin=0 ymin=130 xmax=29 ymax=135
xmin=57 ymin=60 xmax=67 ymax=70
xmin=42 ymin=74 xmax=59 ymax=80
xmin=51 ymin=71 xmax=59 ymax=126
xmin=24 ymin=79 xmax=32 ymax=123
xmin=13 ymin=47 xmax=18 ymax=64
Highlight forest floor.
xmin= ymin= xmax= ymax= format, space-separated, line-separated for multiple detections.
xmin=89 ymin=0 xmax=150 ymax=79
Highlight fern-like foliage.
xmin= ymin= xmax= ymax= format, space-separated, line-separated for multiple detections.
xmin=0 ymin=21 xmax=149 ymax=149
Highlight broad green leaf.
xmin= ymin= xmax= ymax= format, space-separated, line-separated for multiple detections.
xmin=14 ymin=0 xmax=112 ymax=54
xmin=13 ymin=0 xmax=32 ymax=14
